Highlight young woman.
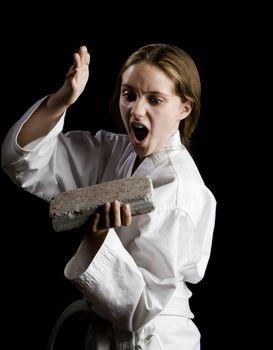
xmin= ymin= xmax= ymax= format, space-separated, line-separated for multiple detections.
xmin=2 ymin=44 xmax=216 ymax=349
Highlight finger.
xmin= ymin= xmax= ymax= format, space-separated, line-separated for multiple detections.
xmin=102 ymin=202 xmax=111 ymax=229
xmin=91 ymin=212 xmax=100 ymax=232
xmin=121 ymin=203 xmax=132 ymax=226
xmin=111 ymin=200 xmax=121 ymax=227
xmin=66 ymin=53 xmax=81 ymax=79
xmin=79 ymin=46 xmax=90 ymax=66
xmin=73 ymin=52 xmax=82 ymax=69
xmin=84 ymin=51 xmax=90 ymax=66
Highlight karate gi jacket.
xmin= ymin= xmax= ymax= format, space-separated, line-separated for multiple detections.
xmin=1 ymin=98 xmax=216 ymax=350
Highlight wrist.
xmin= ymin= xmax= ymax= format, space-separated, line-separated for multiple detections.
xmin=46 ymin=89 xmax=69 ymax=115
xmin=85 ymin=229 xmax=108 ymax=256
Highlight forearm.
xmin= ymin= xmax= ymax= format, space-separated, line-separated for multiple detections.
xmin=17 ymin=93 xmax=68 ymax=147
xmin=17 ymin=46 xmax=90 ymax=148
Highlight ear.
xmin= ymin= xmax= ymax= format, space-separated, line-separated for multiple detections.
xmin=178 ymin=101 xmax=192 ymax=121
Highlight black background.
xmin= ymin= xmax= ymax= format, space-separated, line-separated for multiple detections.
xmin=0 ymin=5 xmax=265 ymax=349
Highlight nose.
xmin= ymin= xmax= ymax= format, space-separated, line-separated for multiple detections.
xmin=130 ymin=97 xmax=146 ymax=118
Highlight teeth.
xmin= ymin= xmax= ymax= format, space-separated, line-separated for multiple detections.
xmin=132 ymin=123 xmax=145 ymax=128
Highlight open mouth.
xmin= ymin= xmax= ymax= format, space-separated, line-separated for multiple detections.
xmin=132 ymin=122 xmax=149 ymax=142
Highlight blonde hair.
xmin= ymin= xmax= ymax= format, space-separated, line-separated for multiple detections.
xmin=110 ymin=43 xmax=201 ymax=149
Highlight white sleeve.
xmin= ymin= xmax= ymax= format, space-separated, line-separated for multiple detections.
xmin=181 ymin=186 xmax=216 ymax=284
xmin=1 ymin=96 xmax=56 ymax=164
xmin=64 ymin=185 xmax=216 ymax=332
xmin=1 ymin=97 xmax=104 ymax=201
xmin=65 ymin=229 xmax=146 ymax=331
xmin=64 ymin=209 xmax=190 ymax=332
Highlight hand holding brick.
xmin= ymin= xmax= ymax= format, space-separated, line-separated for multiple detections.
xmin=49 ymin=175 xmax=155 ymax=232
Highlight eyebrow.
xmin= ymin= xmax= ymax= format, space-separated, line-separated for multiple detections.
xmin=121 ymin=84 xmax=170 ymax=97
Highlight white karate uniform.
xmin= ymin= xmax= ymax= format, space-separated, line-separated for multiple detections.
xmin=1 ymin=98 xmax=216 ymax=349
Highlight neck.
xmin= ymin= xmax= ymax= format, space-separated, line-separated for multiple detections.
xmin=132 ymin=155 xmax=142 ymax=174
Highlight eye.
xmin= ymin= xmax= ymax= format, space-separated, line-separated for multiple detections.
xmin=149 ymin=96 xmax=162 ymax=105
xmin=121 ymin=90 xmax=136 ymax=102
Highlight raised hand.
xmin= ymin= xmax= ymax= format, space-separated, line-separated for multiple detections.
xmin=53 ymin=46 xmax=90 ymax=108
xmin=17 ymin=46 xmax=90 ymax=148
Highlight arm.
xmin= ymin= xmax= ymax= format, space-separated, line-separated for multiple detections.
xmin=65 ymin=208 xmax=185 ymax=331
xmin=1 ymin=46 xmax=98 ymax=199
xmin=17 ymin=46 xmax=90 ymax=147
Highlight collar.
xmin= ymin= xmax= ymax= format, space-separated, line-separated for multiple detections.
xmin=133 ymin=131 xmax=185 ymax=176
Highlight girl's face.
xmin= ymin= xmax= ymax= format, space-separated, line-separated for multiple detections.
xmin=119 ymin=62 xmax=191 ymax=160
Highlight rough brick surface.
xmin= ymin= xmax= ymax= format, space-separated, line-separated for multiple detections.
xmin=49 ymin=175 xmax=155 ymax=231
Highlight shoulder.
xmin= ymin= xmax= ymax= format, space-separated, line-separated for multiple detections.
xmin=60 ymin=129 xmax=130 ymax=149
xmin=153 ymin=147 xmax=216 ymax=220
xmin=98 ymin=130 xmax=130 ymax=145
xmin=171 ymin=149 xmax=216 ymax=222
xmin=63 ymin=129 xmax=128 ymax=141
